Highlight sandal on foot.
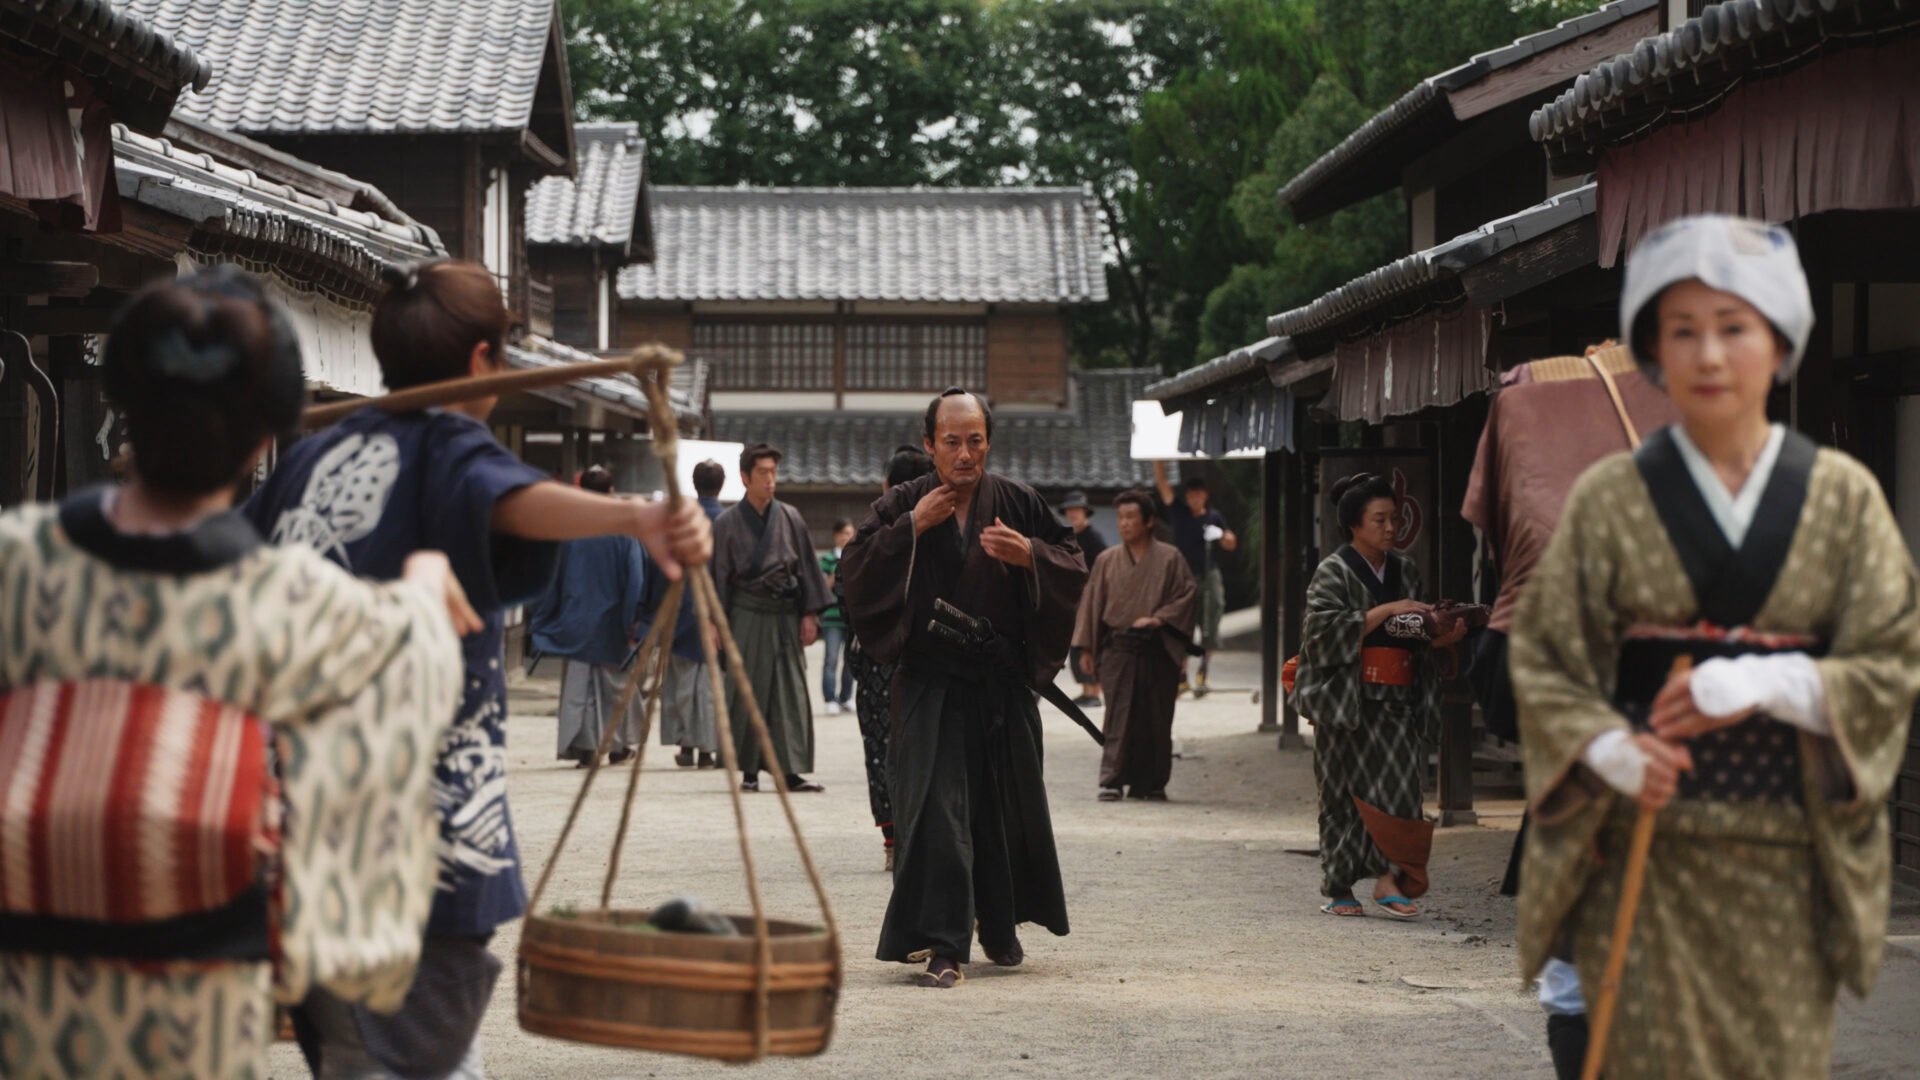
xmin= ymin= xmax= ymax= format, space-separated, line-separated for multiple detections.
xmin=739 ymin=778 xmax=760 ymax=793
xmin=982 ymin=937 xmax=1024 ymax=968
xmin=1097 ymin=788 xmax=1123 ymax=802
xmin=1319 ymin=898 xmax=1366 ymax=917
xmin=785 ymin=776 xmax=825 ymax=793
xmin=1373 ymin=895 xmax=1420 ymax=919
xmin=674 ymin=748 xmax=695 ymax=768
xmin=915 ymin=958 xmax=963 ymax=988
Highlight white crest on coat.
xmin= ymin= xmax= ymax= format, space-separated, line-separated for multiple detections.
xmin=270 ymin=434 xmax=402 ymax=567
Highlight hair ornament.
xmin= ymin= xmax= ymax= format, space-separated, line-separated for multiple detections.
xmin=149 ymin=327 xmax=242 ymax=384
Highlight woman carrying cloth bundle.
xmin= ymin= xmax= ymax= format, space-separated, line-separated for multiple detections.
xmin=1510 ymin=215 xmax=1920 ymax=1078
xmin=1294 ymin=474 xmax=1467 ymax=919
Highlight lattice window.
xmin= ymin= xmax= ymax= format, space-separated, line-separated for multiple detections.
xmin=693 ymin=321 xmax=835 ymax=391
xmin=846 ymin=321 xmax=986 ymax=391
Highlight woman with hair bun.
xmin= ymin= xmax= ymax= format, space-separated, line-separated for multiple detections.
xmin=1293 ymin=471 xmax=1465 ymax=919
xmin=0 ymin=267 xmax=472 ymax=1078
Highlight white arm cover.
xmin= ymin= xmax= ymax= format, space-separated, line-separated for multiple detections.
xmin=1582 ymin=729 xmax=1646 ymax=798
xmin=1689 ymin=654 xmax=1831 ymax=735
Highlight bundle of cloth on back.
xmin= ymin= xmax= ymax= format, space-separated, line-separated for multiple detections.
xmin=531 ymin=466 xmax=649 ymax=768
xmin=0 ymin=267 xmax=465 ymax=1080
xmin=1511 ymin=214 xmax=1920 ymax=1079
xmin=840 ymin=389 xmax=1088 ymax=989
xmin=711 ymin=443 xmax=833 ymax=793
xmin=1072 ymin=489 xmax=1196 ymax=801
xmin=1293 ymin=473 xmax=1467 ymax=919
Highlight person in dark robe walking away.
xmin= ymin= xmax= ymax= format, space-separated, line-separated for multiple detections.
xmin=1153 ymin=463 xmax=1237 ymax=695
xmin=657 ymin=459 xmax=728 ymax=768
xmin=711 ymin=442 xmax=833 ymax=792
xmin=1060 ymin=489 xmax=1109 ymax=708
xmin=530 ymin=465 xmax=649 ymax=768
xmin=1073 ymin=489 xmax=1196 ymax=801
xmin=840 ymin=388 xmax=1088 ymax=989
xmin=846 ymin=445 xmax=937 ymax=870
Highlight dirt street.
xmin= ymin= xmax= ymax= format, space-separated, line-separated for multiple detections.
xmin=269 ymin=650 xmax=1920 ymax=1079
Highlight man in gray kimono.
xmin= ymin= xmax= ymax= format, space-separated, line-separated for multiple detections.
xmin=712 ymin=443 xmax=833 ymax=792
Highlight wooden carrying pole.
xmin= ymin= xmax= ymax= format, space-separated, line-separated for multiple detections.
xmin=300 ymin=349 xmax=676 ymax=428
xmin=1580 ymin=655 xmax=1689 ymax=1080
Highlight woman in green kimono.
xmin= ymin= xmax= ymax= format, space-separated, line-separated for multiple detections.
xmin=1294 ymin=473 xmax=1463 ymax=918
xmin=0 ymin=269 xmax=470 ymax=1079
xmin=1510 ymin=215 xmax=1920 ymax=1078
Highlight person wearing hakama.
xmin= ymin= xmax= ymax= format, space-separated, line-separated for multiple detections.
xmin=1072 ymin=490 xmax=1195 ymax=801
xmin=656 ymin=461 xmax=727 ymax=768
xmin=0 ymin=270 xmax=468 ymax=1080
xmin=840 ymin=389 xmax=1087 ymax=989
xmin=846 ymin=445 xmax=937 ymax=869
xmin=531 ymin=467 xmax=649 ymax=767
xmin=1511 ymin=216 xmax=1920 ymax=1079
xmin=711 ymin=443 xmax=833 ymax=792
xmin=1293 ymin=474 xmax=1465 ymax=919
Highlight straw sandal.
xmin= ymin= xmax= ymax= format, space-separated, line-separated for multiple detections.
xmin=916 ymin=958 xmax=964 ymax=988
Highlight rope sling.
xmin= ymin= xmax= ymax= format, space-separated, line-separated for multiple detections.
xmin=304 ymin=344 xmax=841 ymax=1062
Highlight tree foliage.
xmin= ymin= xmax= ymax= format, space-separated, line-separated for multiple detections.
xmin=562 ymin=0 xmax=1600 ymax=373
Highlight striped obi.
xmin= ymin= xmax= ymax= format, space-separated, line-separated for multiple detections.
xmin=0 ymin=680 xmax=278 ymax=961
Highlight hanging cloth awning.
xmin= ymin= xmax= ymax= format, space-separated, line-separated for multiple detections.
xmin=1325 ymin=307 xmax=1496 ymax=424
xmin=1176 ymin=380 xmax=1294 ymax=456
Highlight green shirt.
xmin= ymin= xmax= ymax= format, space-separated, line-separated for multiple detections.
xmin=819 ymin=550 xmax=846 ymax=627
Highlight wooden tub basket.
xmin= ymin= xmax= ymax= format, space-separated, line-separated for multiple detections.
xmin=516 ymin=351 xmax=841 ymax=1063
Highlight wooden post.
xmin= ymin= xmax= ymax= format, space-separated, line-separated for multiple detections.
xmin=1258 ymin=449 xmax=1282 ymax=734
xmin=1436 ymin=413 xmax=1480 ymax=826
xmin=1276 ymin=410 xmax=1310 ymax=751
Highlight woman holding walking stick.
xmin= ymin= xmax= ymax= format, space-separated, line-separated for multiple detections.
xmin=1509 ymin=215 xmax=1920 ymax=1079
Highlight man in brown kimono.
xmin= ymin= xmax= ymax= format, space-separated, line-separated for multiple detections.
xmin=1073 ymin=490 xmax=1196 ymax=802
xmin=711 ymin=442 xmax=833 ymax=792
xmin=840 ymin=388 xmax=1088 ymax=989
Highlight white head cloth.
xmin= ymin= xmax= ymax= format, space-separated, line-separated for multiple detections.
xmin=1620 ymin=214 xmax=1814 ymax=382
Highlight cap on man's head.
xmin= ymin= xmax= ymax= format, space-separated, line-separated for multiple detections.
xmin=1181 ymin=475 xmax=1208 ymax=493
xmin=739 ymin=442 xmax=783 ymax=475
xmin=1059 ymin=489 xmax=1090 ymax=512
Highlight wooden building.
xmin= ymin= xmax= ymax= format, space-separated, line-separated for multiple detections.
xmin=1152 ymin=0 xmax=1920 ymax=874
xmin=615 ymin=185 xmax=1142 ymax=541
xmin=124 ymin=0 xmax=579 ymax=337
xmin=526 ymin=122 xmax=654 ymax=352
xmin=1 ymin=1 xmax=444 ymax=503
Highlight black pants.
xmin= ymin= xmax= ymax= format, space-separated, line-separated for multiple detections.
xmin=1548 ymin=1012 xmax=1590 ymax=1080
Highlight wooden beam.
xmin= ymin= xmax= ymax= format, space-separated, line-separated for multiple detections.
xmin=1276 ymin=410 xmax=1311 ymax=750
xmin=0 ymin=262 xmax=99 ymax=298
xmin=1446 ymin=9 xmax=1661 ymax=120
xmin=1460 ymin=218 xmax=1602 ymax=307
xmin=1259 ymin=450 xmax=1281 ymax=733
xmin=1271 ymin=355 xmax=1335 ymax=388
xmin=5 ymin=305 xmax=117 ymax=336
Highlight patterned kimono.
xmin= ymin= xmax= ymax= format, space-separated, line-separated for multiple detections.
xmin=1511 ymin=429 xmax=1920 ymax=1079
xmin=1292 ymin=547 xmax=1440 ymax=898
xmin=0 ymin=491 xmax=462 ymax=1079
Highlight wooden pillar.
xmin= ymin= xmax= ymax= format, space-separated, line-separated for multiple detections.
xmin=1258 ymin=449 xmax=1281 ymax=733
xmin=1435 ymin=413 xmax=1480 ymax=826
xmin=1276 ymin=410 xmax=1311 ymax=751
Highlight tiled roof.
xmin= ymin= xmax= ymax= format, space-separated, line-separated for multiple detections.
xmin=1276 ymin=0 xmax=1656 ymax=221
xmin=1530 ymin=0 xmax=1918 ymax=171
xmin=618 ymin=186 xmax=1109 ymax=305
xmin=506 ymin=336 xmax=707 ymax=433
xmin=1267 ymin=183 xmax=1596 ymax=341
xmin=112 ymin=121 xmax=445 ymax=299
xmin=118 ymin=0 xmax=563 ymax=136
xmin=709 ymin=370 xmax=1157 ymax=491
xmin=1 ymin=0 xmax=212 ymax=132
xmin=1144 ymin=336 xmax=1295 ymax=404
xmin=527 ymin=123 xmax=649 ymax=256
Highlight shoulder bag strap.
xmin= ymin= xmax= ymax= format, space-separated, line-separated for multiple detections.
xmin=1586 ymin=352 xmax=1642 ymax=450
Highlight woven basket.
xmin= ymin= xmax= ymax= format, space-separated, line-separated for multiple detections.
xmin=519 ymin=910 xmax=839 ymax=1061
xmin=515 ymin=357 xmax=842 ymax=1064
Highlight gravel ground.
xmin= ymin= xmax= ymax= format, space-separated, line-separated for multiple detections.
xmin=270 ymin=649 xmax=1920 ymax=1078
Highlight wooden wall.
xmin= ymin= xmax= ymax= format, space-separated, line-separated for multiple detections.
xmin=268 ymin=136 xmax=470 ymax=259
xmin=617 ymin=307 xmax=694 ymax=352
xmin=986 ymin=313 xmax=1069 ymax=406
xmin=532 ymin=248 xmax=602 ymax=348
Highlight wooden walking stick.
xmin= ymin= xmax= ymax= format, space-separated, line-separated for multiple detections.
xmin=1581 ymin=655 xmax=1690 ymax=1080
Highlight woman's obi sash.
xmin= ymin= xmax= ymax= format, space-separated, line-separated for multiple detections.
xmin=1613 ymin=624 xmax=1823 ymax=806
xmin=0 ymin=680 xmax=277 ymax=962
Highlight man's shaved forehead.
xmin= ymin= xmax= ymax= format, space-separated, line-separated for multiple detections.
xmin=935 ymin=393 xmax=986 ymax=431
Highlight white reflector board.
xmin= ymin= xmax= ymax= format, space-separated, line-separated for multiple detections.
xmin=1130 ymin=400 xmax=1264 ymax=461
xmin=675 ymin=439 xmax=748 ymax=502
